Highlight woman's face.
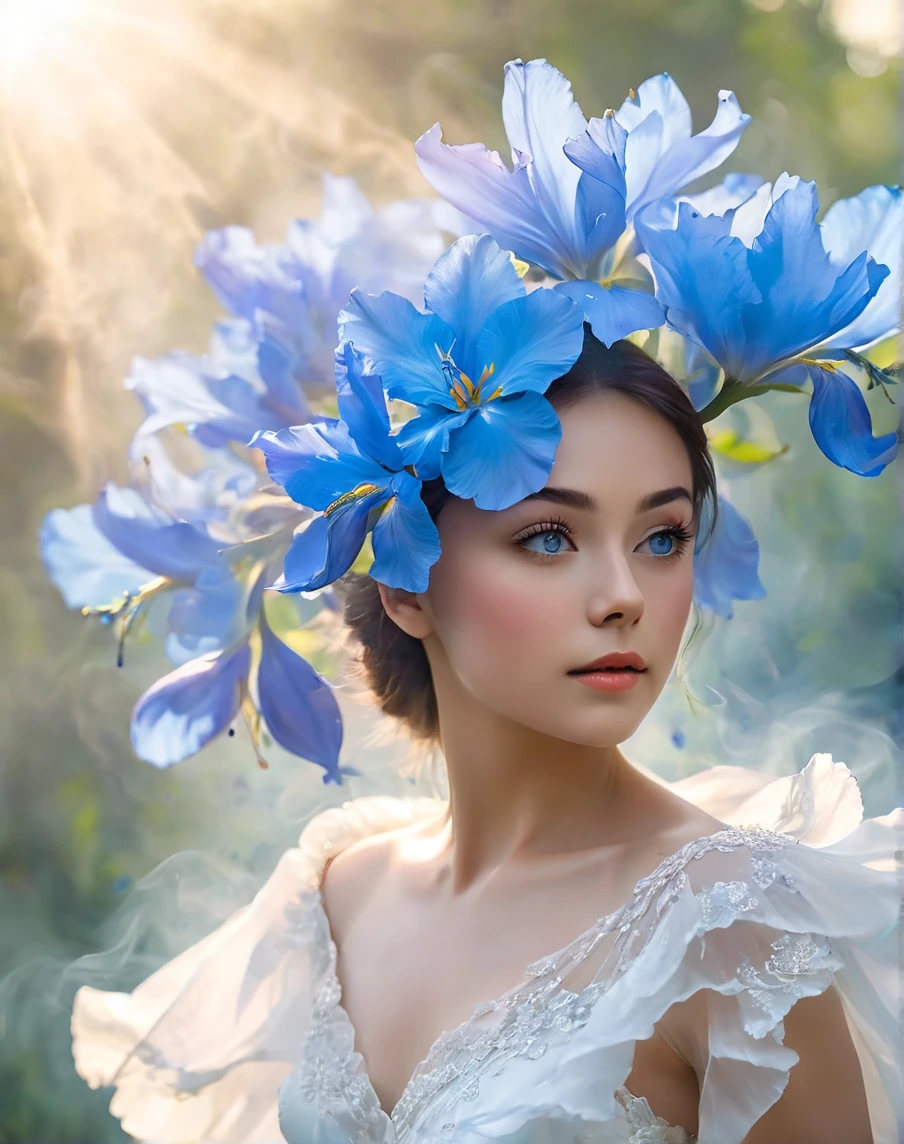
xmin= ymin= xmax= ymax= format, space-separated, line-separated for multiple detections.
xmin=419 ymin=389 xmax=698 ymax=747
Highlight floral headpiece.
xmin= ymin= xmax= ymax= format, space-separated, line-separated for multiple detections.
xmin=252 ymin=233 xmax=586 ymax=593
xmin=40 ymin=59 xmax=901 ymax=781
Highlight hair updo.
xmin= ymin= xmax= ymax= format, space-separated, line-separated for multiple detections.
xmin=340 ymin=326 xmax=717 ymax=742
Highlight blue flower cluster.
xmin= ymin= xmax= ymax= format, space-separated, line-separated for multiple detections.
xmin=41 ymin=61 xmax=901 ymax=775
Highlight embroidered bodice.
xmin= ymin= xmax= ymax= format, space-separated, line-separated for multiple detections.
xmin=70 ymin=755 xmax=903 ymax=1144
xmin=277 ymin=808 xmax=828 ymax=1144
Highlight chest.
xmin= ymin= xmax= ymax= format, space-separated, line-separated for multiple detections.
xmin=327 ymin=859 xmax=700 ymax=1125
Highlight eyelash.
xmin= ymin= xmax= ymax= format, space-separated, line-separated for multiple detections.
xmin=513 ymin=519 xmax=695 ymax=561
xmin=513 ymin=516 xmax=574 ymax=557
xmin=643 ymin=523 xmax=695 ymax=561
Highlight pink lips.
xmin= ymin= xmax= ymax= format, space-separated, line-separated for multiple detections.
xmin=569 ymin=651 xmax=647 ymax=693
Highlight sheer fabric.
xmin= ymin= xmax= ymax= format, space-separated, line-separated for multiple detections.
xmin=72 ymin=755 xmax=903 ymax=1144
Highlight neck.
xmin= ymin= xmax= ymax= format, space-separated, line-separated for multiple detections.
xmin=425 ymin=656 xmax=668 ymax=896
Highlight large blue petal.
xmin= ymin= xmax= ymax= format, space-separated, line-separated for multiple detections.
xmin=745 ymin=181 xmax=887 ymax=371
xmin=251 ymin=420 xmax=382 ymax=510
xmin=727 ymin=173 xmax=800 ymax=246
xmin=800 ymin=363 xmax=898 ymax=477
xmin=684 ymin=343 xmax=722 ymax=412
xmin=165 ymin=576 xmax=245 ymax=666
xmin=370 ymin=471 xmax=442 ymax=592
xmin=500 ymin=58 xmax=589 ymax=276
xmin=131 ymin=640 xmax=251 ymax=767
xmin=395 ymin=404 xmax=470 ymax=479
xmin=441 ymin=391 xmax=562 ymax=510
xmin=562 ymin=114 xmax=629 ymax=272
xmin=194 ymin=226 xmax=309 ymax=332
xmin=194 ymin=226 xmax=270 ymax=319
xmin=40 ymin=504 xmax=151 ymax=609
xmin=554 ymin=281 xmax=665 ymax=347
xmin=414 ymin=123 xmax=574 ymax=280
xmin=129 ymin=320 xmax=309 ymax=449
xmin=625 ymin=86 xmax=750 ymax=218
xmin=636 ymin=201 xmax=760 ymax=381
xmin=820 ymin=185 xmax=903 ymax=351
xmin=256 ymin=610 xmax=343 ymax=778
xmin=475 ymin=288 xmax=585 ymax=396
xmin=334 ymin=342 xmax=402 ymax=472
xmin=127 ymin=352 xmax=239 ymax=440
xmin=339 ymin=289 xmax=455 ymax=407
xmin=92 ymin=485 xmax=224 ymax=584
xmin=693 ymin=496 xmax=765 ymax=619
xmin=424 ymin=235 xmax=524 ymax=371
xmin=616 ymin=73 xmax=691 ymax=144
xmin=275 ymin=496 xmax=379 ymax=593
xmin=254 ymin=314 xmax=310 ymax=423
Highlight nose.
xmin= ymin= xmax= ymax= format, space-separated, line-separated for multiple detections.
xmin=586 ymin=551 xmax=645 ymax=628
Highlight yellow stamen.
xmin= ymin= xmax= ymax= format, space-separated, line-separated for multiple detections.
xmin=449 ymin=385 xmax=468 ymax=412
xmin=798 ymin=356 xmax=839 ymax=373
xmin=324 ymin=483 xmax=379 ymax=518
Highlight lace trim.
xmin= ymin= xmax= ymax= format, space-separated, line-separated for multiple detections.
xmin=297 ymin=824 xmax=794 ymax=1140
xmin=293 ymin=935 xmax=391 ymax=1143
xmin=739 ymin=932 xmax=837 ymax=1017
xmin=614 ymin=1087 xmax=697 ymax=1143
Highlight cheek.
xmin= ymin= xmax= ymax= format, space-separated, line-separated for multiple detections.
xmin=430 ymin=553 xmax=567 ymax=670
xmin=645 ymin=565 xmax=695 ymax=653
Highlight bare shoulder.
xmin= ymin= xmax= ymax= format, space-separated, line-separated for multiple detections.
xmin=319 ymin=818 xmax=434 ymax=940
xmin=319 ymin=830 xmax=393 ymax=937
xmin=646 ymin=789 xmax=730 ymax=863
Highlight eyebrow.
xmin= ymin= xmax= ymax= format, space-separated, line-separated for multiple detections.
xmin=522 ymin=485 xmax=693 ymax=514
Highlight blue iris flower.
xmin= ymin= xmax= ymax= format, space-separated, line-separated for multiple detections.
xmin=339 ymin=234 xmax=585 ymax=510
xmin=40 ymin=439 xmax=252 ymax=657
xmin=41 ymin=449 xmax=346 ymax=780
xmin=693 ymin=494 xmax=765 ymax=619
xmin=252 ymin=343 xmax=442 ymax=594
xmin=195 ymin=173 xmax=455 ymax=388
xmin=635 ymin=176 xmax=896 ymax=477
xmin=128 ymin=316 xmax=310 ymax=450
xmin=415 ymin=60 xmax=748 ymax=345
xmin=130 ymin=570 xmax=347 ymax=782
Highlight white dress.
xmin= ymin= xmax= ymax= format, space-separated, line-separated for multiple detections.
xmin=71 ymin=754 xmax=903 ymax=1144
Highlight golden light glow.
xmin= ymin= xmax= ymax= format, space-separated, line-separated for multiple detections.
xmin=0 ymin=0 xmax=420 ymax=485
xmin=0 ymin=0 xmax=76 ymax=77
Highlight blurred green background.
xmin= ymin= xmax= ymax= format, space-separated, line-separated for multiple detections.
xmin=0 ymin=0 xmax=900 ymax=1139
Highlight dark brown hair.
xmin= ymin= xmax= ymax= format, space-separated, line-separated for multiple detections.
xmin=340 ymin=327 xmax=717 ymax=742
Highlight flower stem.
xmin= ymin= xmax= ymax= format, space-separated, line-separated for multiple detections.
xmin=698 ymin=380 xmax=804 ymax=423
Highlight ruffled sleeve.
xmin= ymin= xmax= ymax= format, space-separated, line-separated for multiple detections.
xmin=666 ymin=752 xmax=904 ymax=1142
xmin=70 ymin=794 xmax=440 ymax=1144
xmin=669 ymin=817 xmax=901 ymax=1143
xmin=445 ymin=756 xmax=902 ymax=1144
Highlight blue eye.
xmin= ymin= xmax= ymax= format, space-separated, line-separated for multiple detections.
xmin=647 ymin=532 xmax=675 ymax=556
xmin=523 ymin=529 xmax=567 ymax=555
xmin=639 ymin=526 xmax=694 ymax=558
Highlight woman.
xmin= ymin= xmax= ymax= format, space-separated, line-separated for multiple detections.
xmin=72 ymin=306 xmax=902 ymax=1142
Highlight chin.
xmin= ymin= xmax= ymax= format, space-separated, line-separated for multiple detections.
xmin=509 ymin=705 xmax=649 ymax=749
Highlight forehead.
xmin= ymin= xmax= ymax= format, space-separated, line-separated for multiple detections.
xmin=548 ymin=389 xmax=694 ymax=497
